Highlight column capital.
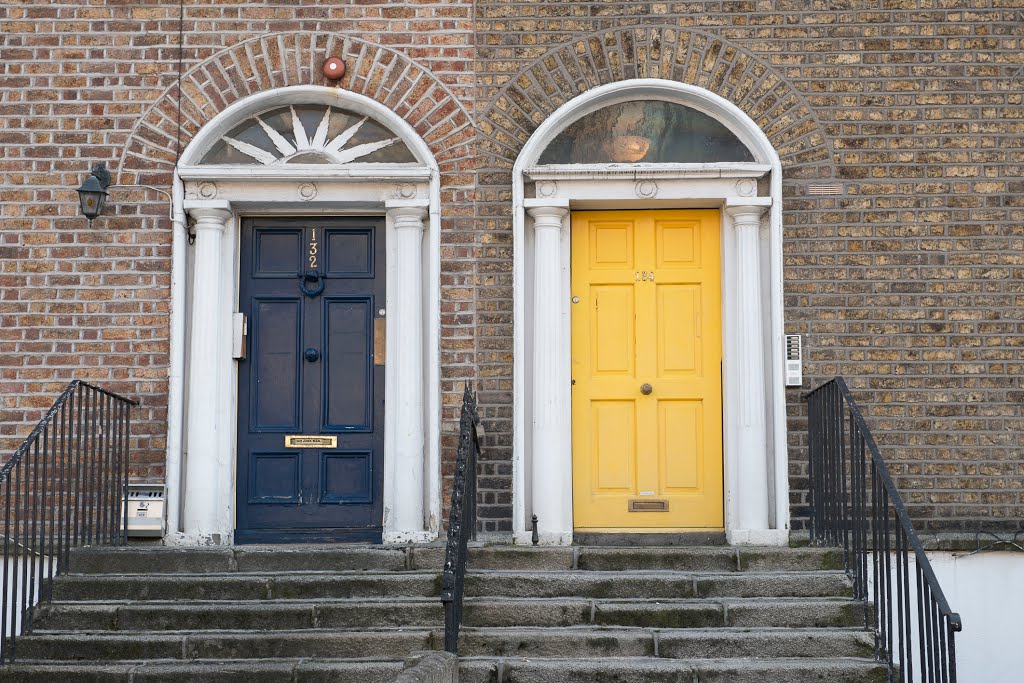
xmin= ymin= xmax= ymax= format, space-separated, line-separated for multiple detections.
xmin=388 ymin=205 xmax=427 ymax=230
xmin=184 ymin=200 xmax=232 ymax=230
xmin=527 ymin=205 xmax=568 ymax=230
xmin=725 ymin=202 xmax=767 ymax=228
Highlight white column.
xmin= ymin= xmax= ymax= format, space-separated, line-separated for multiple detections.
xmin=387 ymin=205 xmax=426 ymax=537
xmin=527 ymin=205 xmax=571 ymax=544
xmin=725 ymin=203 xmax=771 ymax=542
xmin=182 ymin=201 xmax=232 ymax=544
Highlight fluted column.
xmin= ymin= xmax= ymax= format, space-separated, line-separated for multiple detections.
xmin=725 ymin=203 xmax=770 ymax=535
xmin=388 ymin=205 xmax=427 ymax=535
xmin=527 ymin=205 xmax=570 ymax=543
xmin=183 ymin=201 xmax=232 ymax=543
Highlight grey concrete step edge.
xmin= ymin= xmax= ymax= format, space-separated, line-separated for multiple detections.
xmin=0 ymin=658 xmax=408 ymax=683
xmin=17 ymin=626 xmax=875 ymax=662
xmin=455 ymin=656 xmax=888 ymax=683
xmin=30 ymin=599 xmax=870 ymax=633
xmin=50 ymin=571 xmax=851 ymax=601
xmin=66 ymin=545 xmax=846 ymax=575
xmin=456 ymin=655 xmax=883 ymax=667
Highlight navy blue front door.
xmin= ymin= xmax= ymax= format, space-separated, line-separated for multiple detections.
xmin=235 ymin=217 xmax=385 ymax=543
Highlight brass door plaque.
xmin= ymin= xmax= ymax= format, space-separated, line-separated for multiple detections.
xmin=629 ymin=499 xmax=669 ymax=512
xmin=374 ymin=317 xmax=386 ymax=366
xmin=284 ymin=435 xmax=337 ymax=449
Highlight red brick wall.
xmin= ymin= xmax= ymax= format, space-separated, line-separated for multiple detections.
xmin=0 ymin=2 xmax=477 ymax=492
xmin=3 ymin=0 xmax=1023 ymax=534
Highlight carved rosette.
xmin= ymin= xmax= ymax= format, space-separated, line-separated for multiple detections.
xmin=735 ymin=178 xmax=757 ymax=197
xmin=634 ymin=179 xmax=658 ymax=199
xmin=393 ymin=183 xmax=417 ymax=200
xmin=536 ymin=180 xmax=558 ymax=199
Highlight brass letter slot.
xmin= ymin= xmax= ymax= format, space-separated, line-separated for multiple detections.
xmin=374 ymin=317 xmax=386 ymax=366
xmin=629 ymin=499 xmax=669 ymax=512
xmin=284 ymin=435 xmax=337 ymax=449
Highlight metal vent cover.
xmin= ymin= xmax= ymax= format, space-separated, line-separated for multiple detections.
xmin=807 ymin=183 xmax=843 ymax=196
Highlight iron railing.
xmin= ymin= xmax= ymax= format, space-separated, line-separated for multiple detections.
xmin=0 ymin=380 xmax=137 ymax=663
xmin=806 ymin=377 xmax=961 ymax=683
xmin=440 ymin=383 xmax=479 ymax=654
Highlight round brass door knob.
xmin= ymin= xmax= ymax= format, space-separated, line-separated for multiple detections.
xmin=640 ymin=383 xmax=653 ymax=395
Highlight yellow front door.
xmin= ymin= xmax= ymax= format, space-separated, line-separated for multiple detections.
xmin=571 ymin=209 xmax=723 ymax=531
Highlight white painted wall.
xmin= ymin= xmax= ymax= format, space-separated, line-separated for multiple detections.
xmin=924 ymin=551 xmax=1024 ymax=683
xmin=873 ymin=551 xmax=1023 ymax=682
xmin=2 ymin=555 xmax=55 ymax=637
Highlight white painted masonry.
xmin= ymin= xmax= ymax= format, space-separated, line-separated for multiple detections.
xmin=167 ymin=86 xmax=441 ymax=545
xmin=384 ymin=205 xmax=428 ymax=543
xmin=871 ymin=550 xmax=1024 ymax=682
xmin=181 ymin=202 xmax=234 ymax=542
xmin=512 ymin=80 xmax=789 ymax=545
xmin=722 ymin=200 xmax=774 ymax=545
xmin=526 ymin=204 xmax=573 ymax=546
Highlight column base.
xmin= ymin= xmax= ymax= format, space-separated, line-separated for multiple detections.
xmin=163 ymin=530 xmax=233 ymax=547
xmin=513 ymin=530 xmax=573 ymax=546
xmin=727 ymin=528 xmax=790 ymax=546
xmin=383 ymin=530 xmax=437 ymax=545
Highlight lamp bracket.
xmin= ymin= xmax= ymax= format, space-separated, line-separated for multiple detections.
xmin=91 ymin=162 xmax=111 ymax=189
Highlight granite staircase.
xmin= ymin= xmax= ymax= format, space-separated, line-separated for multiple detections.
xmin=1 ymin=544 xmax=885 ymax=682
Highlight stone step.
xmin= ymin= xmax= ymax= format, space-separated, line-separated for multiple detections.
xmin=50 ymin=572 xmax=441 ymax=601
xmin=464 ymin=597 xmax=868 ymax=629
xmin=574 ymin=546 xmax=844 ymax=573
xmin=65 ymin=544 xmax=845 ymax=575
xmin=458 ymin=626 xmax=874 ymax=659
xmin=33 ymin=595 xmax=867 ymax=632
xmin=67 ymin=546 xmax=429 ymax=575
xmin=465 ymin=569 xmax=852 ymax=599
xmin=33 ymin=598 xmax=444 ymax=632
xmin=0 ymin=659 xmax=405 ymax=682
xmin=16 ymin=629 xmax=440 ymax=662
xmin=457 ymin=656 xmax=886 ymax=683
xmin=16 ymin=626 xmax=873 ymax=663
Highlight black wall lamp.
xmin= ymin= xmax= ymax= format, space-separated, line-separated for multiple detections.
xmin=76 ymin=162 xmax=111 ymax=221
xmin=76 ymin=161 xmax=174 ymax=224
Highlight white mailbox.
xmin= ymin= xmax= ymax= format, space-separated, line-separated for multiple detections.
xmin=123 ymin=484 xmax=165 ymax=537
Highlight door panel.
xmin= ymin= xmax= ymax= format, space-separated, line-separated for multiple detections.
xmin=592 ymin=400 xmax=636 ymax=492
xmin=592 ymin=286 xmax=635 ymax=375
xmin=250 ymin=299 xmax=302 ymax=430
xmin=236 ymin=217 xmax=385 ymax=544
xmin=323 ymin=298 xmax=373 ymax=430
xmin=571 ymin=209 xmax=723 ymax=531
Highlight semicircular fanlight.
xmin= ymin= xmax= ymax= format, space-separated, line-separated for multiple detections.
xmin=537 ymin=100 xmax=755 ymax=165
xmin=199 ymin=105 xmax=418 ymax=166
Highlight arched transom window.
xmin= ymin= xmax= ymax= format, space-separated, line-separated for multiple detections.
xmin=536 ymin=99 xmax=755 ymax=165
xmin=199 ymin=104 xmax=418 ymax=166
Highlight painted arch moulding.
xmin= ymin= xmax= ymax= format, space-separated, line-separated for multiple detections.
xmin=118 ymin=32 xmax=473 ymax=187
xmin=479 ymin=25 xmax=837 ymax=180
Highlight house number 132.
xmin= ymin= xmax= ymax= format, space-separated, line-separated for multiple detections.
xmin=636 ymin=271 xmax=654 ymax=281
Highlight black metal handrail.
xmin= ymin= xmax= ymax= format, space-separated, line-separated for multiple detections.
xmin=0 ymin=380 xmax=137 ymax=663
xmin=440 ymin=383 xmax=479 ymax=654
xmin=806 ymin=377 xmax=961 ymax=682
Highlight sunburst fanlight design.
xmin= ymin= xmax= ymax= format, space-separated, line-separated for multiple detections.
xmin=200 ymin=105 xmax=417 ymax=166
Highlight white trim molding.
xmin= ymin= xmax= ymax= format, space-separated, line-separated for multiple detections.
xmin=512 ymin=79 xmax=789 ymax=546
xmin=167 ymin=86 xmax=441 ymax=545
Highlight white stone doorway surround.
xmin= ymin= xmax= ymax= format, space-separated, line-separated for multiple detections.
xmin=164 ymin=85 xmax=441 ymax=545
xmin=512 ymin=79 xmax=790 ymax=546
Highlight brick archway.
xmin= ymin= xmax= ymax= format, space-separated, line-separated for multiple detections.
xmin=118 ymin=32 xmax=473 ymax=187
xmin=479 ymin=25 xmax=836 ymax=179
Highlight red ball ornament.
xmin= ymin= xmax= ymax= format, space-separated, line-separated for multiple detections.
xmin=322 ymin=57 xmax=345 ymax=80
